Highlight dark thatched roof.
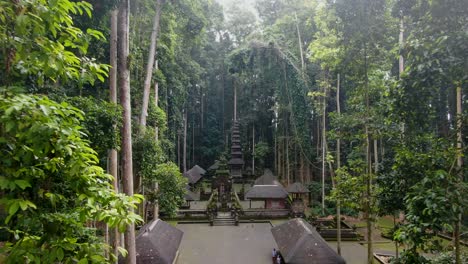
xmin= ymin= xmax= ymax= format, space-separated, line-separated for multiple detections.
xmin=183 ymin=165 xmax=206 ymax=184
xmin=228 ymin=157 xmax=244 ymax=165
xmin=254 ymin=169 xmax=278 ymax=185
xmin=231 ymin=145 xmax=241 ymax=150
xmin=208 ymin=160 xmax=220 ymax=171
xmin=245 ymin=184 xmax=288 ymax=199
xmin=231 ymin=150 xmax=242 ymax=155
xmin=286 ymin=182 xmax=309 ymax=194
xmin=120 ymin=219 xmax=183 ymax=264
xmin=271 ymin=218 xmax=346 ymax=264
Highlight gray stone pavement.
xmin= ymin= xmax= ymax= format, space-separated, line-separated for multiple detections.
xmin=328 ymin=242 xmax=369 ymax=264
xmin=177 ymin=223 xmax=277 ymax=264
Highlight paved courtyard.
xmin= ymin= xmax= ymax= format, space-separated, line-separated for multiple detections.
xmin=328 ymin=241 xmax=369 ymax=264
xmin=177 ymin=223 xmax=277 ymax=264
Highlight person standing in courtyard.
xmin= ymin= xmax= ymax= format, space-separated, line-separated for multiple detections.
xmin=272 ymin=248 xmax=277 ymax=264
xmin=276 ymin=253 xmax=282 ymax=264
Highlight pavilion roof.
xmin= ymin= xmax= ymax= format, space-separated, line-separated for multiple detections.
xmin=228 ymin=157 xmax=244 ymax=165
xmin=286 ymin=182 xmax=309 ymax=194
xmin=271 ymin=218 xmax=346 ymax=264
xmin=245 ymin=184 xmax=288 ymax=199
xmin=207 ymin=160 xmax=220 ymax=171
xmin=254 ymin=169 xmax=278 ymax=185
xmin=183 ymin=165 xmax=206 ymax=184
xmin=125 ymin=219 xmax=183 ymax=264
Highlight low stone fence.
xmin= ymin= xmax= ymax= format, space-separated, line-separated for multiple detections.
xmin=242 ymin=209 xmax=289 ymax=218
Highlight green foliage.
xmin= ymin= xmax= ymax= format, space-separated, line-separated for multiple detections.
xmin=254 ymin=141 xmax=270 ymax=168
xmin=133 ymin=128 xmax=166 ymax=181
xmin=429 ymin=251 xmax=468 ymax=264
xmin=64 ymin=96 xmax=122 ymax=163
xmin=392 ymin=137 xmax=467 ymax=261
xmin=0 ymin=94 xmax=142 ymax=263
xmin=144 ymin=163 xmax=187 ymax=218
xmin=0 ymin=0 xmax=109 ymax=87
xmin=146 ymin=99 xmax=167 ymax=134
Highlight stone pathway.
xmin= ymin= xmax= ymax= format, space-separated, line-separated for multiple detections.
xmin=177 ymin=223 xmax=277 ymax=264
xmin=177 ymin=222 xmax=371 ymax=264
xmin=328 ymin=242 xmax=369 ymax=264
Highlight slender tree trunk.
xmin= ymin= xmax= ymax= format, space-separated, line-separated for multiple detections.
xmin=233 ymin=80 xmax=237 ymax=122
xmin=252 ymin=124 xmax=255 ymax=175
xmin=183 ymin=110 xmax=187 ymax=173
xmin=364 ymin=40 xmax=373 ymax=264
xmin=321 ymin=78 xmax=327 ymax=215
xmin=154 ymin=61 xmax=159 ymax=137
xmin=300 ymin=154 xmax=304 ymax=183
xmin=139 ymin=0 xmax=162 ymax=129
xmin=278 ymin=135 xmax=282 ymax=179
xmin=192 ymin=118 xmax=195 ymax=167
xmin=118 ymin=1 xmax=136 ymax=263
xmin=399 ymin=14 xmax=404 ymax=76
xmin=274 ymin=127 xmax=277 ymax=174
xmin=201 ymin=90 xmax=204 ymax=130
xmin=374 ymin=139 xmax=378 ymax=173
xmin=177 ymin=133 xmax=180 ymax=169
xmin=394 ymin=13 xmax=404 ymax=260
xmin=109 ymin=9 xmax=120 ymax=262
xmin=153 ymin=63 xmax=159 ymax=220
xmin=294 ymin=11 xmax=306 ymax=79
xmin=317 ymin=118 xmax=321 ymax=158
xmin=454 ymin=84 xmax=462 ymax=264
xmin=336 ymin=73 xmax=342 ymax=255
xmin=138 ymin=0 xmax=161 ymax=219
xmin=286 ymin=134 xmax=290 ymax=185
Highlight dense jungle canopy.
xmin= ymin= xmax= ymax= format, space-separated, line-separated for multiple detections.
xmin=0 ymin=0 xmax=467 ymax=263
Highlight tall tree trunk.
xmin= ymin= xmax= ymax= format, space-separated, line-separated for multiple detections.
xmin=374 ymin=140 xmax=378 ymax=173
xmin=153 ymin=62 xmax=159 ymax=220
xmin=192 ymin=118 xmax=195 ymax=167
xmin=252 ymin=124 xmax=255 ymax=175
xmin=109 ymin=9 xmax=120 ymax=262
xmin=233 ymin=80 xmax=237 ymax=122
xmin=278 ymin=135 xmax=282 ymax=179
xmin=286 ymin=121 xmax=290 ymax=185
xmin=141 ymin=6 xmax=162 ymax=215
xmin=454 ymin=84 xmax=463 ymax=264
xmin=394 ymin=13 xmax=405 ymax=259
xmin=139 ymin=0 xmax=162 ymax=129
xmin=183 ymin=110 xmax=187 ymax=173
xmin=201 ymin=90 xmax=204 ymax=130
xmin=300 ymin=153 xmax=304 ymax=183
xmin=294 ymin=11 xmax=306 ymax=78
xmin=336 ymin=73 xmax=342 ymax=255
xmin=364 ymin=40 xmax=373 ymax=264
xmin=118 ymin=1 xmax=136 ymax=263
xmin=321 ymin=77 xmax=327 ymax=215
xmin=177 ymin=132 xmax=181 ymax=169
xmin=274 ymin=127 xmax=277 ymax=175
xmin=399 ymin=14 xmax=404 ymax=76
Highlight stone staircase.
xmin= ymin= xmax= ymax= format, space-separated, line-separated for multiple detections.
xmin=212 ymin=212 xmax=236 ymax=226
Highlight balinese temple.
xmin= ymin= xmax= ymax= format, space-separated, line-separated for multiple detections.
xmin=228 ymin=121 xmax=244 ymax=178
xmin=286 ymin=182 xmax=309 ymax=217
xmin=183 ymin=165 xmax=206 ymax=185
xmin=246 ymin=169 xmax=289 ymax=209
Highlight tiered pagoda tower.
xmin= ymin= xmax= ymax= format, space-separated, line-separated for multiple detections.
xmin=228 ymin=121 xmax=244 ymax=178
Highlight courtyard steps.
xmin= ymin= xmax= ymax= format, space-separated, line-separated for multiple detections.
xmin=212 ymin=212 xmax=236 ymax=226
